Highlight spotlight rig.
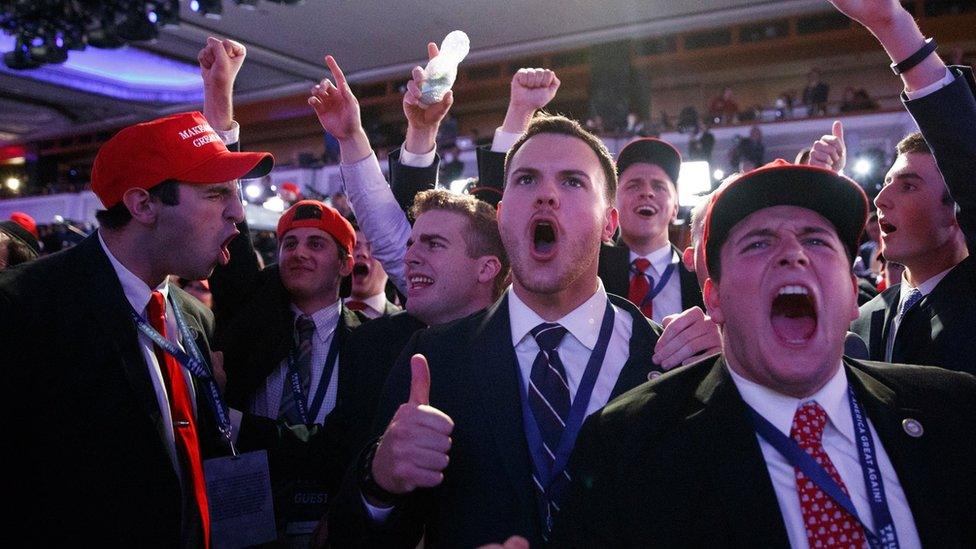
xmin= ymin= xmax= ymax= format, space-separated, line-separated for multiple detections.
xmin=0 ymin=0 xmax=304 ymax=70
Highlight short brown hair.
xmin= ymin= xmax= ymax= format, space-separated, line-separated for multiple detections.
xmin=895 ymin=132 xmax=953 ymax=205
xmin=503 ymin=113 xmax=618 ymax=203
xmin=411 ymin=189 xmax=510 ymax=298
xmin=896 ymin=131 xmax=931 ymax=156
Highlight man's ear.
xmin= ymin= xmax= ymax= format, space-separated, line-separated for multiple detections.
xmin=339 ymin=254 xmax=354 ymax=277
xmin=703 ymin=277 xmax=724 ymax=324
xmin=477 ymin=255 xmax=503 ymax=285
xmin=682 ymin=246 xmax=695 ymax=272
xmin=602 ymin=206 xmax=619 ymax=242
xmin=848 ymin=274 xmax=860 ymax=322
xmin=121 ymin=187 xmax=159 ymax=226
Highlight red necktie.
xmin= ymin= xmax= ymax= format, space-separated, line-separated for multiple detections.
xmin=345 ymin=300 xmax=367 ymax=312
xmin=628 ymin=258 xmax=654 ymax=318
xmin=148 ymin=291 xmax=211 ymax=548
xmin=791 ymin=401 xmax=867 ymax=549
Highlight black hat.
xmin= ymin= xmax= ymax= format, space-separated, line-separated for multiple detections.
xmin=0 ymin=220 xmax=40 ymax=256
xmin=616 ymin=138 xmax=682 ymax=186
xmin=703 ymin=159 xmax=869 ymax=277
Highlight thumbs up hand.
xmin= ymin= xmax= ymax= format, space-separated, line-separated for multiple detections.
xmin=807 ymin=120 xmax=846 ymax=173
xmin=371 ymin=354 xmax=455 ymax=496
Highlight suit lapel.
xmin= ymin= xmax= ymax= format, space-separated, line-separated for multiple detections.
xmin=873 ymin=288 xmax=900 ymax=360
xmin=470 ymin=296 xmax=537 ymax=519
xmin=335 ymin=306 xmax=361 ymax=405
xmin=687 ymin=358 xmax=792 ymax=547
xmin=75 ymin=235 xmax=163 ymax=423
xmin=608 ymin=295 xmax=661 ymax=399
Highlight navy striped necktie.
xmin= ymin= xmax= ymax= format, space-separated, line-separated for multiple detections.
xmin=528 ymin=322 xmax=570 ymax=534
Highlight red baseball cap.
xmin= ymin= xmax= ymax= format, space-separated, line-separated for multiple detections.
xmin=91 ymin=111 xmax=274 ymax=208
xmin=9 ymin=212 xmax=38 ymax=239
xmin=276 ymin=200 xmax=356 ymax=262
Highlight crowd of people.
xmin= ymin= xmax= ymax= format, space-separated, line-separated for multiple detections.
xmin=2 ymin=0 xmax=975 ymax=547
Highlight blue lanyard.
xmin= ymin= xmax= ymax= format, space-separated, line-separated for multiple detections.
xmin=285 ymin=316 xmax=342 ymax=425
xmin=631 ymin=252 xmax=677 ymax=309
xmin=130 ymin=292 xmax=236 ymax=455
xmin=518 ymin=301 xmax=615 ymax=494
xmin=745 ymin=386 xmax=899 ymax=549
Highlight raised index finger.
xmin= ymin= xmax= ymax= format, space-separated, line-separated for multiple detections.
xmin=324 ymin=55 xmax=347 ymax=89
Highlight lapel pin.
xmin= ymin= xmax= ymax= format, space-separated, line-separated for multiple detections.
xmin=902 ymin=418 xmax=923 ymax=438
xmin=647 ymin=370 xmax=662 ymax=381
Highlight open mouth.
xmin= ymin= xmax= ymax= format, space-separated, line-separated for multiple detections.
xmin=635 ymin=205 xmax=658 ymax=219
xmin=218 ymin=233 xmax=237 ymax=266
xmin=770 ymin=285 xmax=817 ymax=345
xmin=532 ymin=220 xmax=557 ymax=257
xmin=352 ymin=263 xmax=369 ymax=278
xmin=878 ymin=218 xmax=897 ymax=234
xmin=408 ymin=274 xmax=434 ymax=292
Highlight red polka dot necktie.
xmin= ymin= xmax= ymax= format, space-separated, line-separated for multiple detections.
xmin=149 ymin=291 xmax=210 ymax=548
xmin=791 ymin=401 xmax=867 ymax=549
xmin=628 ymin=258 xmax=654 ymax=318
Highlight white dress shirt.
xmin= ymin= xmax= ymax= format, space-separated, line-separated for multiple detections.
xmin=365 ymin=281 xmax=634 ymax=520
xmin=508 ymin=281 xmax=634 ymax=417
xmin=98 ymin=232 xmax=197 ymax=478
xmin=885 ymin=266 xmax=952 ymax=361
xmin=727 ymin=364 xmax=921 ymax=549
xmin=345 ymin=292 xmax=390 ymax=319
xmin=628 ymin=243 xmax=683 ymax=322
xmin=247 ymin=301 xmax=342 ymax=425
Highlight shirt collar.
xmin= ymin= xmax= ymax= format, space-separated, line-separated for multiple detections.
xmin=508 ymin=280 xmax=609 ymax=350
xmin=629 ymin=243 xmax=675 ymax=275
xmin=291 ymin=300 xmax=341 ymax=342
xmin=899 ymin=264 xmax=954 ymax=302
xmin=346 ymin=292 xmax=388 ymax=315
xmin=98 ymin=231 xmax=168 ymax=315
xmin=727 ymin=361 xmax=854 ymax=445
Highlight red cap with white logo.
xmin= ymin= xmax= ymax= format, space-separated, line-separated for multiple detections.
xmin=91 ymin=111 xmax=274 ymax=208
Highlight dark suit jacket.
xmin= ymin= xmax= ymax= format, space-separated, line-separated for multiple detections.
xmin=327 ymin=293 xmax=664 ymax=548
xmin=908 ymin=66 xmax=976 ymax=251
xmin=852 ymin=254 xmax=976 ymax=376
xmin=0 ymin=234 xmax=225 ymax=546
xmin=474 ymin=145 xmax=506 ymax=207
xmin=852 ymin=67 xmax=976 ymax=373
xmin=599 ymin=240 xmax=705 ymax=312
xmin=337 ymin=311 xmax=428 ymax=466
xmin=386 ymin=148 xmax=441 ymax=215
xmin=552 ymin=355 xmax=976 ymax=547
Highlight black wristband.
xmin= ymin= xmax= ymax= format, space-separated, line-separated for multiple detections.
xmin=891 ymin=37 xmax=937 ymax=75
xmin=359 ymin=439 xmax=402 ymax=505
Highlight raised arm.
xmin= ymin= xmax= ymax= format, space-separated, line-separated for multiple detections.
xmin=389 ymin=42 xmax=454 ymax=213
xmin=828 ymin=0 xmax=976 ymax=248
xmin=476 ymin=68 xmax=561 ymax=204
xmin=199 ymin=37 xmax=263 ymax=330
xmin=309 ymin=55 xmax=412 ymax=294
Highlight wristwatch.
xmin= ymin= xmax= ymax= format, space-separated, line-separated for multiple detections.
xmin=359 ymin=439 xmax=402 ymax=505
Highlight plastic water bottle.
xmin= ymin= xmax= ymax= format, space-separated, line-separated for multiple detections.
xmin=420 ymin=30 xmax=470 ymax=105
